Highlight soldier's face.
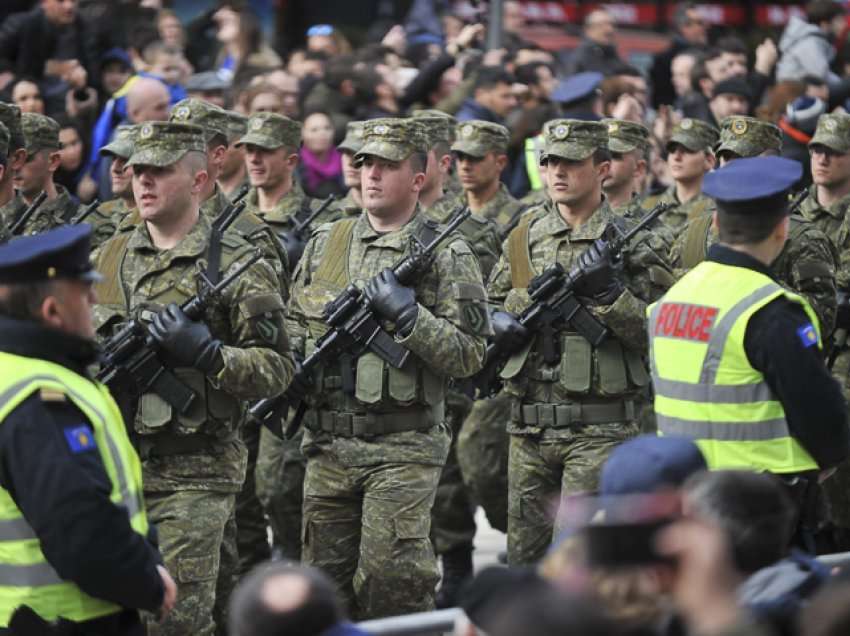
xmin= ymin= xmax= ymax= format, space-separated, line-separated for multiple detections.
xmin=245 ymin=144 xmax=296 ymax=190
xmin=667 ymin=144 xmax=713 ymax=182
xmin=220 ymin=143 xmax=245 ymax=180
xmin=545 ymin=155 xmax=608 ymax=207
xmin=604 ymin=151 xmax=641 ymax=192
xmin=360 ymin=155 xmax=424 ymax=217
xmin=341 ymin=151 xmax=361 ymax=189
xmin=132 ymin=161 xmax=198 ymax=223
xmin=810 ymin=145 xmax=850 ymax=190
xmin=14 ymin=149 xmax=53 ymax=199
xmin=455 ymin=151 xmax=506 ymax=194
xmin=110 ymin=156 xmax=132 ymax=197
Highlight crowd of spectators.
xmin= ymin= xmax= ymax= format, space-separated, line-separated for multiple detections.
xmin=5 ymin=0 xmax=850 ymax=634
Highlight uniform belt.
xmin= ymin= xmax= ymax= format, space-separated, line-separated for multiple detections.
xmin=137 ymin=432 xmax=233 ymax=458
xmin=518 ymin=400 xmax=635 ymax=428
xmin=307 ymin=409 xmax=434 ymax=437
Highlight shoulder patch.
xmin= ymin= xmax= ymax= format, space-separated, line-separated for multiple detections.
xmin=64 ymin=425 xmax=97 ymax=453
xmin=39 ymin=388 xmax=66 ymax=402
xmin=797 ymin=323 xmax=819 ymax=348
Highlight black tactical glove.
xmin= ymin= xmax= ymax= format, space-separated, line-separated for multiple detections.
xmin=286 ymin=360 xmax=313 ymax=404
xmin=279 ymin=231 xmax=306 ymax=271
xmin=491 ymin=310 xmax=529 ymax=352
xmin=573 ymin=239 xmax=624 ymax=306
xmin=150 ymin=303 xmax=223 ymax=375
xmin=364 ymin=268 xmax=419 ymax=336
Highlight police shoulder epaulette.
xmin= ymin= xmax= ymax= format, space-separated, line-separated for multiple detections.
xmin=39 ymin=388 xmax=66 ymax=402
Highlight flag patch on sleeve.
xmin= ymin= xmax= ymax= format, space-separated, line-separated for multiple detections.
xmin=64 ymin=426 xmax=96 ymax=453
xmin=796 ymin=323 xmax=819 ymax=349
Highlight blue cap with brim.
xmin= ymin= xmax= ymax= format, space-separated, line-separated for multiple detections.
xmin=0 ymin=224 xmax=102 ymax=284
xmin=600 ymin=435 xmax=707 ymax=497
xmin=702 ymin=156 xmax=802 ymax=204
xmin=552 ymin=71 xmax=603 ymax=104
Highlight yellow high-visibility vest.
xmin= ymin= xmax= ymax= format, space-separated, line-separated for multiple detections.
xmin=524 ymin=135 xmax=544 ymax=191
xmin=0 ymin=353 xmax=149 ymax=626
xmin=648 ymin=260 xmax=820 ymax=473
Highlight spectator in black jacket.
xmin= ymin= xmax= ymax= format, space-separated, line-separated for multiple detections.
xmin=651 ymin=2 xmax=709 ymax=108
xmin=565 ymin=9 xmax=625 ymax=77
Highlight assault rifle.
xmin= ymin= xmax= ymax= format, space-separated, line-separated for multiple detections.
xmin=9 ymin=191 xmax=47 ymax=235
xmin=278 ymin=194 xmax=339 ymax=270
xmin=97 ymin=250 xmax=263 ymax=414
xmin=250 ymin=206 xmax=472 ymax=438
xmin=231 ymin=182 xmax=251 ymax=205
xmin=69 ymin=198 xmax=101 ymax=225
xmin=471 ymin=201 xmax=671 ymax=397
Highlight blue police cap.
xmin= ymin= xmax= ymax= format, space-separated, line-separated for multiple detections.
xmin=600 ymin=435 xmax=707 ymax=496
xmin=702 ymin=156 xmax=802 ymax=204
xmin=0 ymin=224 xmax=102 ymax=285
xmin=552 ymin=71 xmax=603 ymax=105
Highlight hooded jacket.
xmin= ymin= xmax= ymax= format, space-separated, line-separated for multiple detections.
xmin=776 ymin=16 xmax=836 ymax=83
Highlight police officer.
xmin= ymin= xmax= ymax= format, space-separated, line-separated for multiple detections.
xmin=488 ymin=119 xmax=672 ymax=565
xmin=88 ymin=125 xmax=138 ymax=249
xmin=649 ymin=157 xmax=849 ymax=487
xmin=14 ymin=113 xmax=81 ymax=235
xmin=0 ymin=225 xmax=176 ymax=634
xmin=92 ymin=121 xmax=294 ymax=636
xmin=670 ymin=116 xmax=838 ymax=337
xmin=289 ymin=118 xmax=489 ymax=618
xmin=640 ymin=118 xmax=718 ymax=233
xmin=602 ymin=118 xmax=651 ymax=217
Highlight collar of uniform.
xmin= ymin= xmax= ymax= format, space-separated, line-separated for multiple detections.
xmin=539 ymin=197 xmax=613 ymax=240
xmin=128 ymin=209 xmax=211 ymax=260
xmin=804 ymin=184 xmax=850 ymax=219
xmin=477 ymin=183 xmax=513 ymax=216
xmin=40 ymin=184 xmax=74 ymax=218
xmin=258 ymin=180 xmax=305 ymax=223
xmin=116 ymin=205 xmax=139 ymax=232
xmin=706 ymin=243 xmax=776 ymax=280
xmin=200 ymin=185 xmax=230 ymax=218
xmin=0 ymin=316 xmax=98 ymax=374
xmin=357 ymin=205 xmax=423 ymax=251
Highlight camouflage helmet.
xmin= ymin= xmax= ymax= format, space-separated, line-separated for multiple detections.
xmin=169 ymin=98 xmax=233 ymax=144
xmin=236 ymin=112 xmax=301 ymax=150
xmin=127 ymin=121 xmax=207 ymax=167
xmin=354 ymin=118 xmax=428 ymax=165
xmin=338 ymin=120 xmax=366 ymax=154
xmin=716 ymin=116 xmax=782 ymax=159
xmin=809 ymin=112 xmax=850 ymax=153
xmin=21 ymin=113 xmax=61 ymax=153
xmin=0 ymin=103 xmax=24 ymax=152
xmin=540 ymin=119 xmax=608 ymax=163
xmin=99 ymin=125 xmax=138 ymax=160
xmin=667 ymin=118 xmax=719 ymax=153
xmin=451 ymin=120 xmax=510 ymax=157
xmin=603 ymin=119 xmax=650 ymax=154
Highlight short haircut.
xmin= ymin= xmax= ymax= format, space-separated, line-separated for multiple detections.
xmin=806 ymin=0 xmax=844 ymax=24
xmin=0 ymin=281 xmax=56 ymax=323
xmin=592 ymin=146 xmax=612 ymax=165
xmin=474 ymin=67 xmax=515 ymax=92
xmin=683 ymin=470 xmax=796 ymax=574
xmin=228 ymin=563 xmax=343 ymax=636
xmin=717 ymin=35 xmax=748 ymax=56
xmin=181 ymin=150 xmax=208 ymax=175
xmin=409 ymin=151 xmax=428 ymax=174
xmin=715 ymin=193 xmax=788 ymax=245
xmin=515 ymin=62 xmax=553 ymax=87
xmin=207 ymin=132 xmax=228 ymax=151
xmin=673 ymin=2 xmax=701 ymax=30
xmin=432 ymin=141 xmax=451 ymax=160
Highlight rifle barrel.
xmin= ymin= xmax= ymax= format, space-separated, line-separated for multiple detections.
xmin=71 ymin=198 xmax=101 ymax=225
xmin=10 ymin=191 xmax=47 ymax=235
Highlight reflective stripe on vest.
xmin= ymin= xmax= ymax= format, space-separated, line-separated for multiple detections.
xmin=647 ymin=260 xmax=820 ymax=473
xmin=0 ymin=355 xmax=149 ymax=625
xmin=524 ymin=136 xmax=544 ymax=191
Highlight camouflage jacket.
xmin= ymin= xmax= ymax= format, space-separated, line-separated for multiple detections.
xmin=488 ymin=199 xmax=673 ymax=439
xmin=640 ymin=185 xmax=715 ymax=235
xmin=18 ymin=185 xmax=80 ymax=236
xmin=288 ymin=209 xmax=489 ymax=467
xmin=93 ymin=214 xmax=294 ymax=492
xmin=327 ymin=189 xmax=362 ymax=218
xmin=203 ymin=186 xmax=291 ymax=298
xmin=473 ymin=183 xmax=527 ymax=230
xmin=670 ymin=213 xmax=838 ymax=335
xmin=87 ymin=198 xmax=127 ymax=249
xmin=425 ymin=192 xmax=502 ymax=281
xmin=0 ymin=193 xmax=23 ymax=241
xmin=244 ymin=180 xmax=337 ymax=231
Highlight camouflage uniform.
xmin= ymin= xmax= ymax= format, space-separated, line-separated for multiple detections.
xmin=797 ymin=113 xmax=850 ymax=533
xmin=413 ymin=109 xmax=463 ymax=198
xmin=0 ymin=104 xmax=24 ymax=237
xmin=88 ymin=125 xmax=140 ymax=249
xmin=670 ymin=116 xmax=838 ymax=335
xmin=290 ymin=119 xmax=488 ymax=619
xmin=328 ymin=121 xmax=366 ymax=220
xmin=640 ymin=118 xmax=718 ymax=234
xmin=603 ymin=119 xmax=650 ymax=219
xmin=91 ymin=122 xmax=295 ymax=636
xmin=488 ymin=120 xmax=673 ymax=565
xmin=17 ymin=113 xmax=80 ymax=235
xmin=0 ymin=122 xmax=12 ymax=243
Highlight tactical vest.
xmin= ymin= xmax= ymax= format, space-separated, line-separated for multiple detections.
xmin=501 ymin=213 xmax=650 ymax=420
xmin=94 ymin=231 xmax=256 ymax=441
xmin=648 ymin=260 xmax=820 ymax=472
xmin=0 ymin=354 xmax=149 ymax=626
xmin=524 ymin=136 xmax=544 ymax=192
xmin=298 ymin=218 xmax=447 ymax=436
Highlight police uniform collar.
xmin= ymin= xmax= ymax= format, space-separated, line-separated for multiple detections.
xmin=706 ymin=244 xmax=777 ymax=281
xmin=129 ymin=211 xmax=210 ymax=261
xmin=0 ymin=316 xmax=98 ymax=375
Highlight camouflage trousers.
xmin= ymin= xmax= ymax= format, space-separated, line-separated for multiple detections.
xmin=236 ymin=419 xmax=271 ymax=574
xmin=431 ymin=391 xmax=476 ymax=555
xmin=302 ymin=453 xmax=443 ymax=620
xmin=507 ymin=425 xmax=636 ymax=566
xmin=143 ymin=489 xmax=234 ymax=636
xmin=256 ymin=426 xmax=305 ymax=561
xmin=457 ymin=392 xmax=511 ymax=533
xmin=821 ymin=349 xmax=850 ymax=535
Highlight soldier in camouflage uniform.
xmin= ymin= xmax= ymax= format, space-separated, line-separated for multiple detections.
xmin=488 ymin=119 xmax=673 ymax=565
xmin=88 ymin=125 xmax=138 ymax=248
xmin=14 ymin=113 xmax=81 ymax=235
xmin=412 ymin=109 xmax=464 ymax=199
xmin=92 ymin=122 xmax=294 ymax=635
xmin=795 ymin=112 xmax=850 ymax=544
xmin=290 ymin=118 xmax=489 ymax=618
xmin=640 ymin=118 xmax=718 ymax=235
xmin=219 ymin=110 xmax=250 ymax=200
xmin=602 ymin=119 xmax=651 ymax=218
xmin=0 ymin=104 xmax=27 ymax=237
xmin=451 ymin=120 xmax=525 ymax=542
xmin=327 ymin=120 xmax=366 ymax=218
xmin=670 ymin=116 xmax=838 ymax=335
xmin=0 ymin=122 xmax=13 ymax=243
